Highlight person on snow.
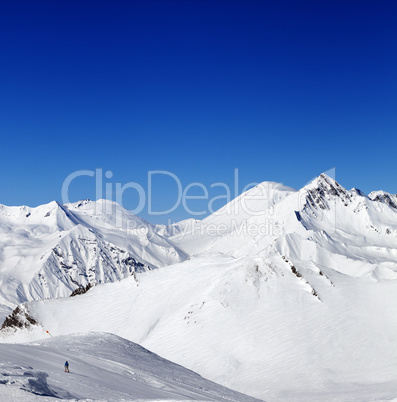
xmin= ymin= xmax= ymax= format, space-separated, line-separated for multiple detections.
xmin=64 ymin=360 xmax=69 ymax=372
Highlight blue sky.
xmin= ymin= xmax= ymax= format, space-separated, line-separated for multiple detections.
xmin=1 ymin=0 xmax=396 ymax=223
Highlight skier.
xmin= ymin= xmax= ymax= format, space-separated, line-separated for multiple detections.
xmin=64 ymin=360 xmax=69 ymax=373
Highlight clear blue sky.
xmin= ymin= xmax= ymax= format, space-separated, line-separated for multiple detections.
xmin=1 ymin=0 xmax=396 ymax=223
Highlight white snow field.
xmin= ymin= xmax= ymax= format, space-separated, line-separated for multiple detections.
xmin=0 ymin=332 xmax=260 ymax=401
xmin=4 ymin=252 xmax=396 ymax=402
xmin=1 ymin=174 xmax=397 ymax=401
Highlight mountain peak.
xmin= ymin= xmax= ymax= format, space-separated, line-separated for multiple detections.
xmin=369 ymin=191 xmax=397 ymax=209
xmin=301 ymin=173 xmax=351 ymax=210
xmin=306 ymin=173 xmax=340 ymax=191
xmin=0 ymin=200 xmax=74 ymax=228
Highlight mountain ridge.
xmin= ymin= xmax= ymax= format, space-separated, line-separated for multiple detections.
xmin=0 ymin=199 xmax=187 ymax=316
xmin=1 ymin=173 xmax=396 ymax=316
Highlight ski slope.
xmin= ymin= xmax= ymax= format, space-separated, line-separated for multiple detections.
xmin=0 ymin=332 xmax=259 ymax=401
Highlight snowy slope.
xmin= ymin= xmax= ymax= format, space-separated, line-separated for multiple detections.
xmin=168 ymin=181 xmax=296 ymax=255
xmin=2 ymin=174 xmax=397 ymax=401
xmin=0 ymin=332 xmax=260 ymax=401
xmin=3 ymin=252 xmax=397 ymax=401
xmin=0 ymin=199 xmax=187 ymax=319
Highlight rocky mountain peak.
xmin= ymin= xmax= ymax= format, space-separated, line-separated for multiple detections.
xmin=301 ymin=173 xmax=351 ymax=211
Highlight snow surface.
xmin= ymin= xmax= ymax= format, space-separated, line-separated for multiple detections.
xmin=4 ymin=252 xmax=396 ymax=401
xmin=2 ymin=174 xmax=397 ymax=401
xmin=0 ymin=332 xmax=259 ymax=401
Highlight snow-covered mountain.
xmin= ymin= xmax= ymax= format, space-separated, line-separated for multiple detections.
xmin=369 ymin=190 xmax=397 ymax=209
xmin=0 ymin=199 xmax=187 ymax=318
xmin=2 ymin=174 xmax=397 ymax=401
